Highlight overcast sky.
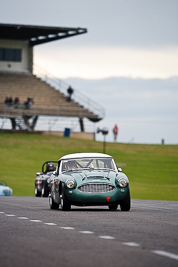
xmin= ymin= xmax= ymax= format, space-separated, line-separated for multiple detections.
xmin=1 ymin=0 xmax=178 ymax=79
xmin=1 ymin=0 xmax=178 ymax=144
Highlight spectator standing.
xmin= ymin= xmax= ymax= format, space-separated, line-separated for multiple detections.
xmin=4 ymin=97 xmax=9 ymax=106
xmin=67 ymin=86 xmax=74 ymax=102
xmin=14 ymin=97 xmax=20 ymax=108
xmin=8 ymin=96 xmax=13 ymax=107
xmin=24 ymin=97 xmax=33 ymax=109
xmin=113 ymin=124 xmax=119 ymax=142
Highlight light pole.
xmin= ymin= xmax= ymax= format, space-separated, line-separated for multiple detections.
xmin=97 ymin=127 xmax=109 ymax=153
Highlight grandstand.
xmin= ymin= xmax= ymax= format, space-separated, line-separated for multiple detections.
xmin=0 ymin=23 xmax=104 ymax=137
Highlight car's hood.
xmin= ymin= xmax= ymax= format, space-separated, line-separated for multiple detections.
xmin=61 ymin=169 xmax=119 ymax=187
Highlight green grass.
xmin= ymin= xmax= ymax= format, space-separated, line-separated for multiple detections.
xmin=0 ymin=132 xmax=178 ymax=201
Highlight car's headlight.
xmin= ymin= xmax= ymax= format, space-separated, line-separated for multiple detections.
xmin=65 ymin=180 xmax=75 ymax=189
xmin=118 ymin=178 xmax=128 ymax=188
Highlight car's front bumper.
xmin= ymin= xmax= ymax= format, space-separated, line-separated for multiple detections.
xmin=64 ymin=186 xmax=129 ymax=205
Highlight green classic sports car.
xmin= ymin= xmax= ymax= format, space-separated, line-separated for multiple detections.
xmin=48 ymin=153 xmax=131 ymax=211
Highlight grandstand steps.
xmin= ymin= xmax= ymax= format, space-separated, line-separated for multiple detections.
xmin=0 ymin=73 xmax=103 ymax=130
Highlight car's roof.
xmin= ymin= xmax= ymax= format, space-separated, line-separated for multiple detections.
xmin=59 ymin=153 xmax=113 ymax=160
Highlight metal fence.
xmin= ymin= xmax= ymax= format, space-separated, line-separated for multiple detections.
xmin=33 ymin=64 xmax=105 ymax=120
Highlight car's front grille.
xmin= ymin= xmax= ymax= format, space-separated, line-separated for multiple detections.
xmin=78 ymin=183 xmax=115 ymax=193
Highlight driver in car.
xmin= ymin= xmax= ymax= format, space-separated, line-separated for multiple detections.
xmin=66 ymin=161 xmax=78 ymax=170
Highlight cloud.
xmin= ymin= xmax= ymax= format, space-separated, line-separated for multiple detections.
xmin=34 ymin=45 xmax=178 ymax=79
xmin=64 ymin=76 xmax=178 ymax=121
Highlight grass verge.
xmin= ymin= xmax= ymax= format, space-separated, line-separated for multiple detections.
xmin=0 ymin=132 xmax=177 ymax=200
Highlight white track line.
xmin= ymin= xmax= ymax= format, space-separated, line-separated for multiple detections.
xmin=44 ymin=223 xmax=57 ymax=226
xmin=79 ymin=231 xmax=94 ymax=234
xmin=122 ymin=242 xmax=140 ymax=247
xmin=30 ymin=220 xmax=42 ymax=223
xmin=18 ymin=217 xmax=28 ymax=220
xmin=60 ymin=226 xmax=75 ymax=230
xmin=152 ymin=250 xmax=178 ymax=261
xmin=99 ymin=236 xmax=115 ymax=240
xmin=6 ymin=214 xmax=15 ymax=217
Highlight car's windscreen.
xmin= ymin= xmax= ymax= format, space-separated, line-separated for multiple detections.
xmin=61 ymin=158 xmax=116 ymax=172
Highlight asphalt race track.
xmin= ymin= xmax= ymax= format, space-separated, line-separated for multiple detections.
xmin=0 ymin=197 xmax=178 ymax=267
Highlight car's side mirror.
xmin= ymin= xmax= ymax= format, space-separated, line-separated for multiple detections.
xmin=118 ymin=168 xmax=122 ymax=172
xmin=36 ymin=172 xmax=41 ymax=176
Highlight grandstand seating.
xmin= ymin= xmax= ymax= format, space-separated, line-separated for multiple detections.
xmin=0 ymin=73 xmax=101 ymax=127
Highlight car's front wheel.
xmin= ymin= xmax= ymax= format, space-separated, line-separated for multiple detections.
xmin=35 ymin=188 xmax=41 ymax=197
xmin=120 ymin=188 xmax=131 ymax=211
xmin=49 ymin=194 xmax=59 ymax=210
xmin=42 ymin=186 xmax=49 ymax=197
xmin=61 ymin=189 xmax=71 ymax=211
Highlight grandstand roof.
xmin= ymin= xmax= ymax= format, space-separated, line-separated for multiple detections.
xmin=0 ymin=23 xmax=87 ymax=46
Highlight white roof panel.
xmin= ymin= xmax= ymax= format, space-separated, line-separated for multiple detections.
xmin=59 ymin=152 xmax=112 ymax=161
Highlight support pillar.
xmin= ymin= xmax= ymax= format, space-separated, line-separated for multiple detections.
xmin=79 ymin=118 xmax=84 ymax=132
xmin=10 ymin=118 xmax=16 ymax=130
xmin=31 ymin=116 xmax=38 ymax=130
xmin=23 ymin=115 xmax=38 ymax=131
